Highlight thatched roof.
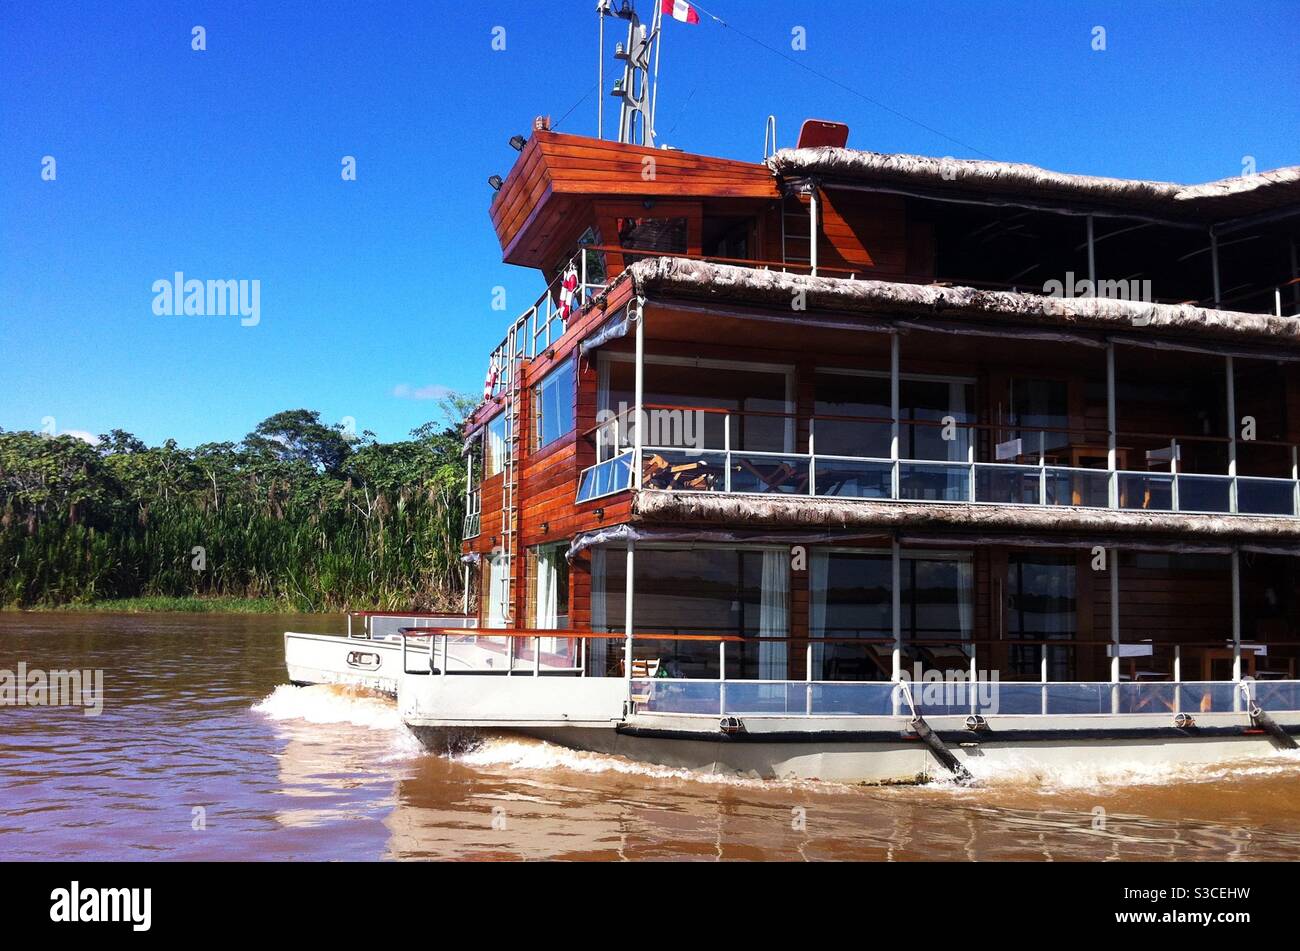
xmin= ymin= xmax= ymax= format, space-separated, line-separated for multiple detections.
xmin=626 ymin=257 xmax=1300 ymax=351
xmin=767 ymin=148 xmax=1300 ymax=223
xmin=632 ymin=490 xmax=1300 ymax=546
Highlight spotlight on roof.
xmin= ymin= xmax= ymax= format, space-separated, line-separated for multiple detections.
xmin=509 ymin=135 xmax=527 ymax=152
xmin=488 ymin=175 xmax=504 ymax=191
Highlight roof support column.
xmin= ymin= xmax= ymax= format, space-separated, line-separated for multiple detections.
xmin=890 ymin=332 xmax=900 ymax=501
xmin=891 ymin=539 xmax=902 ymax=684
xmin=1110 ymin=547 xmax=1121 ymax=714
xmin=1226 ymin=355 xmax=1238 ymax=514
xmin=633 ymin=298 xmax=645 ymax=489
xmin=624 ymin=540 xmax=636 ymax=704
xmin=1107 ymin=342 xmax=1117 ymax=509
xmin=1232 ymin=548 xmax=1242 ymax=687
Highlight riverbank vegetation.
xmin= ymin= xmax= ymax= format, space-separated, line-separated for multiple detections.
xmin=0 ymin=400 xmax=473 ymax=611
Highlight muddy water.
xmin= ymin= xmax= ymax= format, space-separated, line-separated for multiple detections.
xmin=2 ymin=612 xmax=1299 ymax=861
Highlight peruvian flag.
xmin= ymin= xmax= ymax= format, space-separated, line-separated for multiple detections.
xmin=661 ymin=0 xmax=700 ymax=24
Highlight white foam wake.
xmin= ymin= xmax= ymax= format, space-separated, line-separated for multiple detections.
xmin=936 ymin=747 xmax=1300 ymax=794
xmin=452 ymin=735 xmax=826 ymax=790
xmin=254 ymin=683 xmax=403 ymax=730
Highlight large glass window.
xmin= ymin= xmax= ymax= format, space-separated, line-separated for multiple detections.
xmin=813 ymin=371 xmax=975 ymax=461
xmin=605 ymin=356 xmax=792 ymax=452
xmin=808 ymin=549 xmax=973 ymax=680
xmin=1006 ymin=554 xmax=1077 ymax=681
xmin=484 ymin=413 xmax=509 ymax=478
xmin=534 ymin=358 xmax=575 ymax=450
xmin=1008 ymin=377 xmax=1070 ymax=458
xmin=599 ymin=545 xmax=789 ymax=680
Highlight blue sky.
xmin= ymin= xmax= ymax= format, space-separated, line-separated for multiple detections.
xmin=2 ymin=1 xmax=1297 ymax=447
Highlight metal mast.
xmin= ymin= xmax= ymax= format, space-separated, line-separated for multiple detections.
xmin=608 ymin=1 xmax=661 ymax=146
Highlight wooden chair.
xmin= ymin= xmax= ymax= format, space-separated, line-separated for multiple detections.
xmin=627 ymin=658 xmax=661 ymax=705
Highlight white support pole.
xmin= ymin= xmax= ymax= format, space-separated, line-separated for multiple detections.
xmin=1107 ymin=342 xmax=1118 ymax=509
xmin=633 ymin=299 xmax=645 ymax=489
xmin=891 ymin=541 xmax=902 ymax=682
xmin=808 ymin=185 xmax=820 ymax=277
xmin=1110 ymin=546 xmax=1121 ymax=714
xmin=1226 ymin=355 xmax=1238 ymax=513
xmin=461 ymin=563 xmax=471 ymax=616
xmin=1231 ymin=549 xmax=1242 ymax=683
xmin=647 ymin=3 xmax=662 ymax=147
xmin=624 ymin=541 xmax=636 ymax=702
xmin=890 ymin=333 xmax=900 ymax=500
xmin=1110 ymin=549 xmax=1121 ymax=684
xmin=597 ymin=4 xmax=605 ymax=140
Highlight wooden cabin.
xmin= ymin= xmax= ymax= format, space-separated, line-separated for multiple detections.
xmin=461 ymin=120 xmax=1300 ymax=690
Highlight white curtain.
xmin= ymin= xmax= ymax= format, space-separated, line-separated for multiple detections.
xmin=809 ymin=550 xmax=830 ymax=680
xmin=487 ymin=417 xmax=507 ymax=476
xmin=758 ymin=549 xmax=789 ymax=680
xmin=957 ymin=557 xmax=974 ymax=641
xmin=486 ymin=554 xmax=509 ymax=629
xmin=589 ymin=548 xmax=607 ymax=676
xmin=535 ymin=546 xmax=559 ymax=656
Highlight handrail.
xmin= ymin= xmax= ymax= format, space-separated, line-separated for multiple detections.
xmin=401 ymin=627 xmax=747 ymax=642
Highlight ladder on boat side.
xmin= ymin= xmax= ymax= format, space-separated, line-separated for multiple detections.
xmin=781 ymin=191 xmax=812 ymax=271
xmin=497 ymin=320 xmax=526 ymax=624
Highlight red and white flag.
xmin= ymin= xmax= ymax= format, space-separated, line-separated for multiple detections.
xmin=661 ymin=0 xmax=700 ymax=25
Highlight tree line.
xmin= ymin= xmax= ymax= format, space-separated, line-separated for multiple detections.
xmin=0 ymin=400 xmax=474 ymax=610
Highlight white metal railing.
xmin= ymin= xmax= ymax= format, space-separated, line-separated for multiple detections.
xmin=484 ymin=247 xmax=606 ymax=401
xmin=576 ymin=407 xmax=1300 ymax=517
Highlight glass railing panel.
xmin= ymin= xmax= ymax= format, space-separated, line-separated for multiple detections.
xmin=978 ymin=684 xmax=1038 ymax=715
xmin=1177 ymin=474 xmax=1232 ymax=513
xmin=576 ymin=453 xmax=633 ymax=502
xmin=1045 ymin=467 xmax=1110 ymax=508
xmin=1237 ymin=477 xmax=1296 ymax=516
xmin=909 ymin=680 xmax=975 ymax=716
xmin=639 ymin=448 xmax=727 ymax=492
xmin=813 ymin=457 xmax=893 ymax=499
xmin=974 ymin=464 xmax=1040 ymax=505
xmin=808 ymin=682 xmax=898 ymax=716
xmin=723 ymin=682 xmax=809 ymax=715
xmin=1118 ymin=472 xmax=1173 ymax=511
xmin=899 ymin=461 xmax=969 ymax=502
xmin=728 ymin=453 xmax=811 ymax=495
xmin=1173 ymin=682 xmax=1238 ymax=713
xmin=631 ymin=679 xmax=721 ymax=714
xmin=1117 ymin=681 xmax=1178 ymax=714
xmin=1250 ymin=680 xmax=1300 ymax=712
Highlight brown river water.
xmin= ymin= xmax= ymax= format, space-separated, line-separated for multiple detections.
xmin=2 ymin=612 xmax=1300 ymax=861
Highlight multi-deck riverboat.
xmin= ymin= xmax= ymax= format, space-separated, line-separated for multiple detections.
xmin=290 ymin=1 xmax=1300 ymax=783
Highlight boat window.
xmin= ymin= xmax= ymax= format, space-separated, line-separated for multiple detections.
xmin=599 ymin=545 xmax=788 ymax=680
xmin=484 ymin=413 xmax=509 ymax=478
xmin=484 ymin=553 xmax=510 ymax=629
xmin=1006 ymin=554 xmax=1077 ymax=681
xmin=808 ymin=550 xmax=973 ymax=681
xmin=534 ymin=358 xmax=576 ymax=450
xmin=1008 ymin=377 xmax=1070 ymax=458
xmin=702 ymin=216 xmax=752 ymax=261
xmin=618 ymin=216 xmax=687 ymax=266
xmin=813 ymin=371 xmax=975 ymax=461
xmin=605 ymin=357 xmax=792 ymax=452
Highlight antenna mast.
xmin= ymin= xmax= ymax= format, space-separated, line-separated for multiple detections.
xmin=604 ymin=1 xmax=661 ymax=146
